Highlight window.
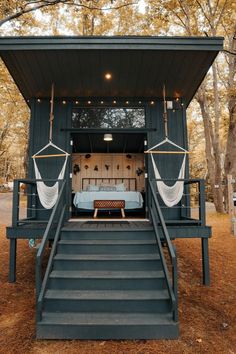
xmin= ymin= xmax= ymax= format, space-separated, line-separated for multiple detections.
xmin=72 ymin=107 xmax=145 ymax=128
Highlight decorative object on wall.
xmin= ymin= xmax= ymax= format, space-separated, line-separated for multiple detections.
xmin=136 ymin=167 xmax=144 ymax=176
xmin=73 ymin=164 xmax=80 ymax=175
xmin=85 ymin=154 xmax=91 ymax=159
xmin=94 ymin=165 xmax=98 ymax=171
xmin=126 ymin=154 xmax=132 ymax=159
xmin=105 ymin=164 xmax=110 ymax=170
xmin=72 ymin=153 xmax=145 ymax=192
xmin=84 ymin=165 xmax=89 ymax=169
xmin=126 ymin=165 xmax=131 ymax=170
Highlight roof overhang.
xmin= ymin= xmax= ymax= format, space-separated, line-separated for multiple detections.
xmin=0 ymin=36 xmax=224 ymax=105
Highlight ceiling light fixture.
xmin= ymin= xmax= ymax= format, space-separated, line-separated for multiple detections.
xmin=104 ymin=133 xmax=113 ymax=142
xmin=105 ymin=73 xmax=112 ymax=80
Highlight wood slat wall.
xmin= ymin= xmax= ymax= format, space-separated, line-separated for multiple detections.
xmin=72 ymin=153 xmax=145 ymax=192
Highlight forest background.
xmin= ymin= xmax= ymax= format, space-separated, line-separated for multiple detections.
xmin=0 ymin=0 xmax=235 ymax=212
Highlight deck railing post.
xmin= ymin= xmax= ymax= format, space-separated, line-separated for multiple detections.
xmin=199 ymin=180 xmax=206 ymax=226
xmin=172 ymin=245 xmax=178 ymax=322
xmin=12 ymin=180 xmax=20 ymax=227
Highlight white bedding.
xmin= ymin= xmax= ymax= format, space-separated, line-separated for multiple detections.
xmin=73 ymin=191 xmax=143 ymax=210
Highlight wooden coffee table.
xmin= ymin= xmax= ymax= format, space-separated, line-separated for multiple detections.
xmin=93 ymin=200 xmax=125 ymax=218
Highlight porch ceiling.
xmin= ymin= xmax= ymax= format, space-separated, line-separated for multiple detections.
xmin=72 ymin=132 xmax=145 ymax=154
xmin=0 ymin=36 xmax=223 ymax=105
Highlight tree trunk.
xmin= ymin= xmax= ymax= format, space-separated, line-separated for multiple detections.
xmin=196 ymin=84 xmax=224 ymax=213
xmin=224 ymin=31 xmax=236 ymax=176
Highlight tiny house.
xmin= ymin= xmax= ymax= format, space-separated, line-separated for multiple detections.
xmin=0 ymin=36 xmax=223 ymax=339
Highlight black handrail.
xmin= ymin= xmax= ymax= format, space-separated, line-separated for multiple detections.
xmin=151 ymin=178 xmax=206 ymax=225
xmin=35 ymin=180 xmax=66 ymax=321
xmin=12 ymin=178 xmax=66 ymax=226
xmin=149 ymin=180 xmax=178 ymax=321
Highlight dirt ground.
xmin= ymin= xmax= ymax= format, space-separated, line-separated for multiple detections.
xmin=0 ymin=211 xmax=235 ymax=354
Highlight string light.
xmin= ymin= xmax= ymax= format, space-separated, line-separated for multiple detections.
xmin=88 ymin=100 xmax=91 ymax=104
xmin=62 ymin=100 xmax=66 ymax=105
xmin=126 ymin=101 xmax=129 ymax=105
xmin=150 ymin=101 xmax=155 ymax=105
xmin=75 ymin=101 xmax=79 ymax=105
xmin=113 ymin=100 xmax=117 ymax=104
xmin=37 ymin=98 xmax=41 ymax=103
xmin=138 ymin=101 xmax=142 ymax=104
xmin=100 ymin=101 xmax=104 ymax=104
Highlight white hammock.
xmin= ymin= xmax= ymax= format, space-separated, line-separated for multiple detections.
xmin=32 ymin=142 xmax=69 ymax=209
xmin=148 ymin=138 xmax=187 ymax=208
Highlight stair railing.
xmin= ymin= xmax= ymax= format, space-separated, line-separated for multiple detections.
xmin=148 ymin=180 xmax=178 ymax=322
xmin=35 ymin=180 xmax=66 ymax=322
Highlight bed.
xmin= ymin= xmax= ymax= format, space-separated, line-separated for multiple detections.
xmin=73 ymin=178 xmax=143 ymax=210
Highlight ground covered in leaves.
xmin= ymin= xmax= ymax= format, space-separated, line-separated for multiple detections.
xmin=0 ymin=212 xmax=235 ymax=354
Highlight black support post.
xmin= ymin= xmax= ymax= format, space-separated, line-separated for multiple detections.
xmin=9 ymin=238 xmax=17 ymax=283
xmin=201 ymin=238 xmax=210 ymax=286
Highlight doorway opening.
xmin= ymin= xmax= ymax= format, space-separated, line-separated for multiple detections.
xmin=71 ymin=132 xmax=146 ymax=219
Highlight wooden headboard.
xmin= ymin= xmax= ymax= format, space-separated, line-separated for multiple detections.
xmin=82 ymin=178 xmax=137 ymax=191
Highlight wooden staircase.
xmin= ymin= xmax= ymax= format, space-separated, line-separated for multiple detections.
xmin=36 ymin=224 xmax=179 ymax=339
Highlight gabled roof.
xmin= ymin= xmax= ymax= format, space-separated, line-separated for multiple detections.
xmin=0 ymin=36 xmax=223 ymax=105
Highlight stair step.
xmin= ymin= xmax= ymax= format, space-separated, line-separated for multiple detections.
xmin=58 ymin=240 xmax=156 ymax=245
xmin=60 ymin=230 xmax=155 ymax=241
xmin=45 ymin=289 xmax=169 ymax=300
xmin=37 ymin=312 xmax=179 ymax=339
xmin=40 ymin=311 xmax=173 ymax=325
xmin=57 ymin=239 xmax=158 ymax=254
xmin=49 ymin=270 xmax=166 ymax=290
xmin=54 ymin=254 xmax=160 ymax=261
xmin=50 ymin=270 xmax=164 ymax=279
xmin=53 ymin=253 xmax=161 ymax=270
xmin=43 ymin=289 xmax=171 ymax=313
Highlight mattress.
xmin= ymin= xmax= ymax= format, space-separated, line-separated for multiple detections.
xmin=73 ymin=191 xmax=143 ymax=210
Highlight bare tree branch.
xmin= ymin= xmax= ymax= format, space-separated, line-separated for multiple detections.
xmin=0 ymin=0 xmax=137 ymax=27
xmin=215 ymin=0 xmax=229 ymax=31
xmin=195 ymin=0 xmax=214 ymax=31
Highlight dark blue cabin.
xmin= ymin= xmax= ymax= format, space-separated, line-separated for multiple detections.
xmin=0 ymin=36 xmax=223 ymax=339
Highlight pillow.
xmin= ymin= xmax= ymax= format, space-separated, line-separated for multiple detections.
xmin=116 ymin=183 xmax=126 ymax=192
xmin=99 ymin=185 xmax=117 ymax=191
xmin=87 ymin=184 xmax=99 ymax=191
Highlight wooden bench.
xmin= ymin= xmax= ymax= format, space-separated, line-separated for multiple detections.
xmin=93 ymin=200 xmax=125 ymax=218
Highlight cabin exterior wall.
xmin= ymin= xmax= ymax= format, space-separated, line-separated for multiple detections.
xmin=28 ymin=97 xmax=188 ymax=220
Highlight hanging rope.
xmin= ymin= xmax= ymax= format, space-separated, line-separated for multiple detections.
xmin=163 ymin=84 xmax=168 ymax=138
xmin=49 ymin=83 xmax=54 ymax=142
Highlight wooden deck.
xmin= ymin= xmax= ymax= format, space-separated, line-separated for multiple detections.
xmin=63 ymin=220 xmax=153 ymax=231
xmin=6 ymin=218 xmax=211 ymax=239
